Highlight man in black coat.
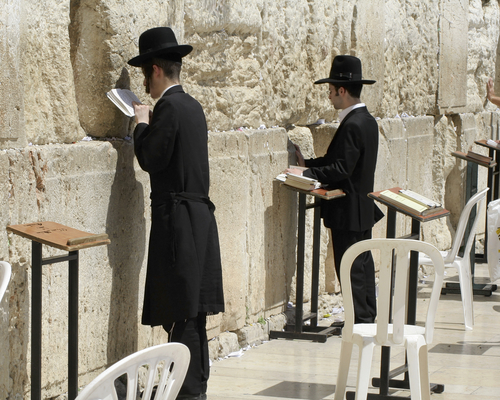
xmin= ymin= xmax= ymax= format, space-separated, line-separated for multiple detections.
xmin=287 ymin=55 xmax=382 ymax=324
xmin=129 ymin=27 xmax=224 ymax=400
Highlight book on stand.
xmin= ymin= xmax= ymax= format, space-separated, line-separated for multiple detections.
xmin=283 ymin=173 xmax=320 ymax=191
xmin=379 ymin=189 xmax=443 ymax=216
xmin=275 ymin=170 xmax=344 ymax=197
xmin=486 ymin=139 xmax=500 ymax=150
xmin=106 ymin=88 xmax=141 ymax=117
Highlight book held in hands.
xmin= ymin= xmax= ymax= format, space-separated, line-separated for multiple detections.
xmin=106 ymin=88 xmax=142 ymax=117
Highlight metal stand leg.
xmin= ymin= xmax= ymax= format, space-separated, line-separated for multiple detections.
xmin=31 ymin=241 xmax=43 ymax=400
xmin=68 ymin=251 xmax=79 ymax=400
xmin=270 ymin=193 xmax=338 ymax=341
xmin=31 ymin=244 xmax=80 ymax=400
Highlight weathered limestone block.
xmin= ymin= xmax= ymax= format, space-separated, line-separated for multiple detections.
xmin=350 ymin=0 xmax=385 ymax=117
xmin=376 ymin=118 xmax=409 ymax=238
xmin=245 ymin=128 xmax=296 ymax=320
xmin=208 ymin=128 xmax=295 ymax=332
xmin=23 ymin=0 xmax=84 ymax=145
xmin=1 ymin=141 xmax=156 ymax=398
xmin=214 ymin=331 xmax=239 ymax=359
xmin=403 ymin=116 xmax=435 ymax=195
xmin=286 ymin=126 xmax=319 ymax=302
xmin=469 ymin=0 xmax=500 ymax=113
xmin=69 ymin=0 xmax=179 ymax=139
xmin=183 ymin=0 xmax=355 ymax=130
xmin=438 ymin=0 xmax=468 ymax=113
xmin=207 ymin=130 xmax=250 ymax=334
xmin=0 ymin=0 xmax=26 ymax=149
xmin=382 ymin=0 xmax=440 ymax=117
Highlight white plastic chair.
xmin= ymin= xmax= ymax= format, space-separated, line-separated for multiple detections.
xmin=75 ymin=343 xmax=190 ymax=400
xmin=334 ymin=239 xmax=444 ymax=400
xmin=0 ymin=261 xmax=12 ymax=302
xmin=419 ymin=187 xmax=488 ymax=331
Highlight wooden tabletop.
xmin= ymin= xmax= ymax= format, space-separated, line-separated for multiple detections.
xmin=280 ymin=183 xmax=346 ymax=201
xmin=369 ymin=187 xmax=450 ymax=222
xmin=7 ymin=221 xmax=110 ymax=251
xmin=451 ymin=150 xmax=496 ymax=168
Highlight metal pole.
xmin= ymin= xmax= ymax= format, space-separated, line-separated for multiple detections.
xmin=68 ymin=251 xmax=79 ymax=400
xmin=31 ymin=241 xmax=43 ymax=400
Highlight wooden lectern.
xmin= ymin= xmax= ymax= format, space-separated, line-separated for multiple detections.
xmin=6 ymin=221 xmax=110 ymax=400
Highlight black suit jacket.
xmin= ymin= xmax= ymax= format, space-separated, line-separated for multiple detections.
xmin=134 ymin=85 xmax=224 ymax=326
xmin=303 ymin=106 xmax=382 ymax=232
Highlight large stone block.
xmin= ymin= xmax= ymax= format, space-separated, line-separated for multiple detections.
xmin=0 ymin=141 xmax=156 ymax=398
xmin=438 ymin=0 xmax=468 ymax=113
xmin=0 ymin=0 xmax=26 ymax=149
xmin=382 ymin=0 xmax=440 ymax=117
xmin=23 ymin=0 xmax=84 ymax=145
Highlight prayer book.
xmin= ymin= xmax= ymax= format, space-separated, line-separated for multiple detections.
xmin=106 ymin=88 xmax=141 ymax=117
xmin=486 ymin=139 xmax=500 ymax=150
xmin=379 ymin=190 xmax=443 ymax=216
xmin=284 ymin=173 xmax=320 ymax=191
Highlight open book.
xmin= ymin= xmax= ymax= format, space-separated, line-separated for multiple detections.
xmin=379 ymin=189 xmax=443 ymax=216
xmin=106 ymin=89 xmax=141 ymax=117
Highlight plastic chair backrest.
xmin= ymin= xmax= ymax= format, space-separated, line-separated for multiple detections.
xmin=340 ymin=239 xmax=444 ymax=346
xmin=75 ymin=343 xmax=190 ymax=400
xmin=0 ymin=261 xmax=12 ymax=302
xmin=446 ymin=188 xmax=489 ymax=262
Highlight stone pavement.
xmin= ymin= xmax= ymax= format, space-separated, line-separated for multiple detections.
xmin=207 ymin=263 xmax=500 ymax=400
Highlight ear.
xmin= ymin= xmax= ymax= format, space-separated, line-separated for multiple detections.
xmin=152 ymin=64 xmax=162 ymax=77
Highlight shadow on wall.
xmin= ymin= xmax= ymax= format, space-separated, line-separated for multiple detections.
xmin=105 ymin=141 xmax=146 ymax=365
xmin=264 ymin=181 xmax=297 ymax=312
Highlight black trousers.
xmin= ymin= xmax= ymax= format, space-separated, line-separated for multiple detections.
xmin=331 ymin=229 xmax=377 ymax=324
xmin=165 ymin=312 xmax=209 ymax=396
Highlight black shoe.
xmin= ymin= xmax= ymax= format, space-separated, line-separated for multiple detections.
xmin=330 ymin=321 xmax=344 ymax=328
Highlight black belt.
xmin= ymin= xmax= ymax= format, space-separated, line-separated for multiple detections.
xmin=151 ymin=191 xmax=215 ymax=212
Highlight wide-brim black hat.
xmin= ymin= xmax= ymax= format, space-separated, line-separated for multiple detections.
xmin=128 ymin=27 xmax=193 ymax=67
xmin=314 ymin=55 xmax=376 ymax=85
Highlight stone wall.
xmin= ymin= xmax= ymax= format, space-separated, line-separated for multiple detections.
xmin=1 ymin=0 xmax=500 ymax=398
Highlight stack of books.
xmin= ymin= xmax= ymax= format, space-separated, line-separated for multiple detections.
xmin=379 ymin=189 xmax=443 ymax=216
xmin=282 ymin=173 xmax=320 ymax=191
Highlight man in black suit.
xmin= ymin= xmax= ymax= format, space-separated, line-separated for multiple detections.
xmin=287 ymin=55 xmax=382 ymax=324
xmin=129 ymin=27 xmax=224 ymax=400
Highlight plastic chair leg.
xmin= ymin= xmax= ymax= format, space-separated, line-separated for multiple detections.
xmin=418 ymin=343 xmax=431 ymax=400
xmin=456 ymin=261 xmax=474 ymax=330
xmin=354 ymin=341 xmax=375 ymax=400
xmin=406 ymin=337 xmax=428 ymax=400
xmin=334 ymin=341 xmax=354 ymax=400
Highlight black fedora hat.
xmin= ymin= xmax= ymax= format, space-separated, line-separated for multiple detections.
xmin=314 ymin=55 xmax=375 ymax=85
xmin=128 ymin=27 xmax=193 ymax=67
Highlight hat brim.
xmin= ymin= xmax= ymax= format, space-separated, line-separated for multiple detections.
xmin=128 ymin=44 xmax=193 ymax=67
xmin=314 ymin=78 xmax=376 ymax=85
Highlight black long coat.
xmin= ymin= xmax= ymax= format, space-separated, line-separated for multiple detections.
xmin=134 ymin=85 xmax=224 ymax=327
xmin=303 ymin=106 xmax=382 ymax=232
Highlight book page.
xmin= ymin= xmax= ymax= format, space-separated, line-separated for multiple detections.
xmin=107 ymin=89 xmax=141 ymax=117
xmin=380 ymin=190 xmax=428 ymax=213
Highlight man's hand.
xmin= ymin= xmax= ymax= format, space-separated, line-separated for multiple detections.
xmin=284 ymin=167 xmax=304 ymax=176
xmin=294 ymin=144 xmax=306 ymax=167
xmin=133 ymin=102 xmax=152 ymax=124
xmin=487 ymin=78 xmax=495 ymax=101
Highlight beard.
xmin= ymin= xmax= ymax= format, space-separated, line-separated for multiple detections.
xmin=145 ymin=79 xmax=150 ymax=94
